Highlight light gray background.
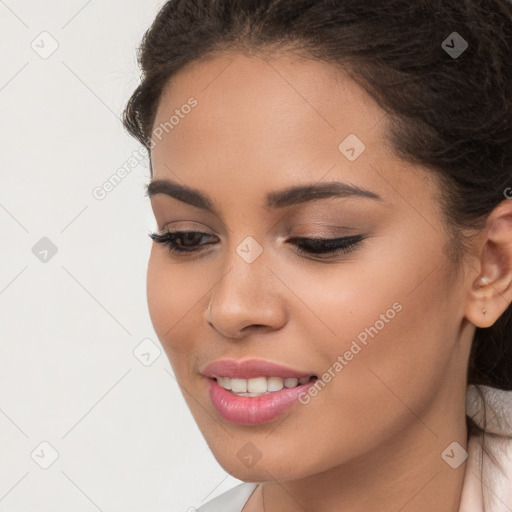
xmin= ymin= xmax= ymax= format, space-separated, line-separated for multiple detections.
xmin=0 ymin=1 xmax=242 ymax=510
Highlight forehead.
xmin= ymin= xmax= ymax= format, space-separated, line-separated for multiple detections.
xmin=149 ymin=51 xmax=435 ymax=212
xmin=153 ymin=52 xmax=383 ymax=147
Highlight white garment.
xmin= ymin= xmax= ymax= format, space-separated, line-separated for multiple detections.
xmin=459 ymin=385 xmax=512 ymax=511
xmin=196 ymin=482 xmax=258 ymax=512
xmin=197 ymin=385 xmax=512 ymax=512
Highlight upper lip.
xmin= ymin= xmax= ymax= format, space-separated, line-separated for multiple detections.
xmin=201 ymin=358 xmax=314 ymax=379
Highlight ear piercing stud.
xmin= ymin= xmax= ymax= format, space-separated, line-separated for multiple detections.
xmin=480 ymin=277 xmax=488 ymax=315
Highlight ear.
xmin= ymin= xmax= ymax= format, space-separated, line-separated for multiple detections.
xmin=465 ymin=199 xmax=512 ymax=328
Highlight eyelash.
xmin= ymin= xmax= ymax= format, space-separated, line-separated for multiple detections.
xmin=149 ymin=230 xmax=365 ymax=259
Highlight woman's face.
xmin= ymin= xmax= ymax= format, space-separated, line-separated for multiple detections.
xmin=147 ymin=51 xmax=475 ymax=481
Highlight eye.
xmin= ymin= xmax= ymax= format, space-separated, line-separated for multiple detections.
xmin=149 ymin=230 xmax=218 ymax=254
xmin=149 ymin=230 xmax=366 ymax=259
xmin=288 ymin=234 xmax=365 ymax=259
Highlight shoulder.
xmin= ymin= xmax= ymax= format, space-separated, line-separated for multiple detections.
xmin=459 ymin=431 xmax=512 ymax=511
xmin=461 ymin=385 xmax=512 ymax=511
xmin=196 ymin=483 xmax=259 ymax=512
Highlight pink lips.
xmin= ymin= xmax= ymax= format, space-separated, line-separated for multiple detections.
xmin=202 ymin=358 xmax=313 ymax=379
xmin=202 ymin=359 xmax=317 ymax=425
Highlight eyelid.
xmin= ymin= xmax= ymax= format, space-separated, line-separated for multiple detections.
xmin=157 ymin=220 xmax=216 ymax=235
xmin=285 ymin=226 xmax=361 ymax=241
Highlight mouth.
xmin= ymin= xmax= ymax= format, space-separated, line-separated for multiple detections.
xmin=211 ymin=375 xmax=318 ymax=397
xmin=201 ymin=359 xmax=319 ymax=425
xmin=206 ymin=374 xmax=318 ymax=425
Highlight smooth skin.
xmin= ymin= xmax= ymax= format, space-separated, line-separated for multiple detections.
xmin=146 ymin=51 xmax=512 ymax=512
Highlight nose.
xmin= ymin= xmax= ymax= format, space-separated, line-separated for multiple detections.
xmin=203 ymin=245 xmax=288 ymax=340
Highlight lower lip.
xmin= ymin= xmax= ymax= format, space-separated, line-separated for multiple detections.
xmin=206 ymin=378 xmax=316 ymax=425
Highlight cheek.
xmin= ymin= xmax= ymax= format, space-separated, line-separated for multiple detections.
xmin=146 ymin=250 xmax=204 ymax=358
xmin=146 ymin=251 xmax=171 ymax=336
xmin=296 ymin=242 xmax=456 ymax=411
xmin=333 ymin=265 xmax=455 ymax=421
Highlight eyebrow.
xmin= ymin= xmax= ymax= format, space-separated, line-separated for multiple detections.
xmin=146 ymin=178 xmax=382 ymax=214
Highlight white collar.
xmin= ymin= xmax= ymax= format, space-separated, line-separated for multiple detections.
xmin=458 ymin=385 xmax=512 ymax=511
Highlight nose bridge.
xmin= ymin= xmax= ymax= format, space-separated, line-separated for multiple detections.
xmin=204 ymin=234 xmax=286 ymax=337
xmin=213 ymin=234 xmax=271 ymax=311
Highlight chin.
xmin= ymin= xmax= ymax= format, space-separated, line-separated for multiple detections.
xmin=214 ymin=452 xmax=311 ymax=483
xmin=201 ymin=432 xmax=327 ymax=483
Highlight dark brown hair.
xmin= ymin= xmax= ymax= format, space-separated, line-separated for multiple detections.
xmin=123 ymin=0 xmax=512 ymax=505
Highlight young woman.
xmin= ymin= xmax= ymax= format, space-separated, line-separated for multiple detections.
xmin=123 ymin=1 xmax=512 ymax=510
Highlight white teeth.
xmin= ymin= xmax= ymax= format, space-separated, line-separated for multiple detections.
xmin=216 ymin=376 xmax=311 ymax=394
xmin=284 ymin=377 xmax=299 ymax=388
xmin=267 ymin=377 xmax=284 ymax=392
xmin=231 ymin=378 xmax=247 ymax=393
xmin=247 ymin=377 xmax=268 ymax=393
xmin=218 ymin=377 xmax=232 ymax=390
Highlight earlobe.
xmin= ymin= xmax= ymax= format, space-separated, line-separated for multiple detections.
xmin=465 ymin=200 xmax=512 ymax=328
xmin=466 ymin=275 xmax=496 ymax=328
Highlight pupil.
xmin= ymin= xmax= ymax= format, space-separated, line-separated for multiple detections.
xmin=182 ymin=233 xmax=199 ymax=246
